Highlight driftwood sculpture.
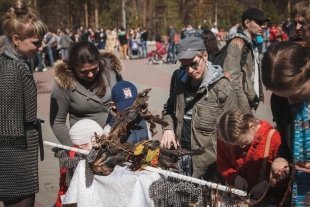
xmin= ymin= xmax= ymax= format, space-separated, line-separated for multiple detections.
xmin=91 ymin=88 xmax=204 ymax=175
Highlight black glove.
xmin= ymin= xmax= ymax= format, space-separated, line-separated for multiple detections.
xmin=234 ymin=175 xmax=248 ymax=191
xmin=249 ymin=180 xmax=269 ymax=200
xmin=249 ymin=95 xmax=260 ymax=111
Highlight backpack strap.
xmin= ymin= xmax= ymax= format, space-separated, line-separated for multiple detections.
xmin=259 ymin=129 xmax=275 ymax=181
xmin=184 ymin=87 xmax=207 ymax=114
xmin=240 ymin=43 xmax=250 ymax=67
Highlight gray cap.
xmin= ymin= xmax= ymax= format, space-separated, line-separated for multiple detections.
xmin=176 ymin=36 xmax=206 ymax=60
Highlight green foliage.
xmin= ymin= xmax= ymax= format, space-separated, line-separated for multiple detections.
xmin=0 ymin=0 xmax=297 ymax=38
xmin=98 ymin=0 xmax=122 ymax=29
xmin=217 ymin=0 xmax=245 ymax=29
xmin=262 ymin=0 xmax=288 ymax=25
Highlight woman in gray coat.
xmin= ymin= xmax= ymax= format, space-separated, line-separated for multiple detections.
xmin=50 ymin=41 xmax=122 ymax=146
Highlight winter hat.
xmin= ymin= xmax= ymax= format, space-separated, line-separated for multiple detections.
xmin=111 ymin=81 xmax=138 ymax=111
xmin=176 ymin=36 xmax=206 ymax=60
xmin=69 ymin=119 xmax=104 ymax=145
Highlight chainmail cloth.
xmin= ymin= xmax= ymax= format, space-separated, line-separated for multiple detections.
xmin=85 ymin=148 xmax=101 ymax=187
xmin=54 ymin=148 xmax=86 ymax=186
xmin=54 ymin=148 xmax=101 ymax=188
xmin=149 ymin=177 xmax=204 ymax=207
xmin=0 ymin=41 xmax=39 ymax=199
xmin=0 ymin=41 xmax=37 ymax=147
xmin=149 ymin=176 xmax=248 ymax=207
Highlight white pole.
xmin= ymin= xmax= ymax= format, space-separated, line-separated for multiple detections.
xmin=44 ymin=141 xmax=247 ymax=197
xmin=143 ymin=165 xmax=247 ymax=197
xmin=43 ymin=141 xmax=89 ymax=155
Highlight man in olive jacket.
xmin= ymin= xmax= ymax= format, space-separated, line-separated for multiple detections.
xmin=161 ymin=37 xmax=239 ymax=179
xmin=223 ymin=8 xmax=269 ymax=110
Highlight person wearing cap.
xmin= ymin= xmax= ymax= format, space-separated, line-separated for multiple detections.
xmin=102 ymin=80 xmax=151 ymax=143
xmin=161 ymin=36 xmax=238 ymax=179
xmin=54 ymin=119 xmax=104 ymax=207
xmin=223 ymin=8 xmax=269 ymax=111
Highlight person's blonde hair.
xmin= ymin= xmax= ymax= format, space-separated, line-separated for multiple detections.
xmin=217 ymin=109 xmax=255 ymax=144
xmin=3 ymin=0 xmax=48 ymax=41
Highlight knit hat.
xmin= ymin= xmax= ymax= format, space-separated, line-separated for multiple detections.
xmin=111 ymin=81 xmax=138 ymax=111
xmin=69 ymin=119 xmax=104 ymax=145
xmin=176 ymin=36 xmax=206 ymax=60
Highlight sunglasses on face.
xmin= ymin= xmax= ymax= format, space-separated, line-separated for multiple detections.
xmin=180 ymin=57 xmax=203 ymax=70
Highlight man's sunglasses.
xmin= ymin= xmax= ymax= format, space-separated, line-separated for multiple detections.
xmin=180 ymin=57 xmax=203 ymax=70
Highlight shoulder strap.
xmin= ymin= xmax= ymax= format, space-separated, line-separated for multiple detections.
xmin=259 ymin=129 xmax=275 ymax=181
xmin=240 ymin=43 xmax=250 ymax=67
xmin=184 ymin=78 xmax=220 ymax=113
xmin=184 ymin=87 xmax=207 ymax=114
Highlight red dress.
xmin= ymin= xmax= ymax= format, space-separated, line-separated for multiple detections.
xmin=217 ymin=120 xmax=281 ymax=190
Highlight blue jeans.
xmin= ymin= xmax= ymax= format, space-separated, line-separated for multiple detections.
xmin=44 ymin=45 xmax=54 ymax=66
xmin=36 ymin=51 xmax=44 ymax=71
xmin=177 ymin=155 xmax=193 ymax=176
xmin=141 ymin=41 xmax=147 ymax=58
xmin=166 ymin=43 xmax=175 ymax=63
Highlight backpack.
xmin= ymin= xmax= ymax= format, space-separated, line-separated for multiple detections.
xmin=211 ymin=32 xmax=262 ymax=109
xmin=211 ymin=32 xmax=252 ymax=71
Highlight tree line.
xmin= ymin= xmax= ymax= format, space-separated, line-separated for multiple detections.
xmin=0 ymin=0 xmax=300 ymax=40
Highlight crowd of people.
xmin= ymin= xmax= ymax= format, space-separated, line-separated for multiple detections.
xmin=0 ymin=10 xmax=298 ymax=72
xmin=0 ymin=0 xmax=309 ymax=206
xmin=27 ymin=25 xmax=150 ymax=72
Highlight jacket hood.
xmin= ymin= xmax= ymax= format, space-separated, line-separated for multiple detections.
xmin=200 ymin=61 xmax=224 ymax=88
xmin=54 ymin=51 xmax=122 ymax=89
xmin=178 ymin=61 xmax=224 ymax=89
xmin=227 ymin=31 xmax=252 ymax=46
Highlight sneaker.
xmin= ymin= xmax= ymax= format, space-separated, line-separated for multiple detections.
xmin=42 ymin=68 xmax=48 ymax=72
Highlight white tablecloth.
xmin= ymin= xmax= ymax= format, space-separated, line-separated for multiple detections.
xmin=62 ymin=160 xmax=160 ymax=207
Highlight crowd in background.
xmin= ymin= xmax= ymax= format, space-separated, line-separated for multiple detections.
xmin=1 ymin=16 xmax=293 ymax=73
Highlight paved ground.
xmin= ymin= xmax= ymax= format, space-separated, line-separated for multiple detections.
xmin=1 ymin=54 xmax=273 ymax=207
